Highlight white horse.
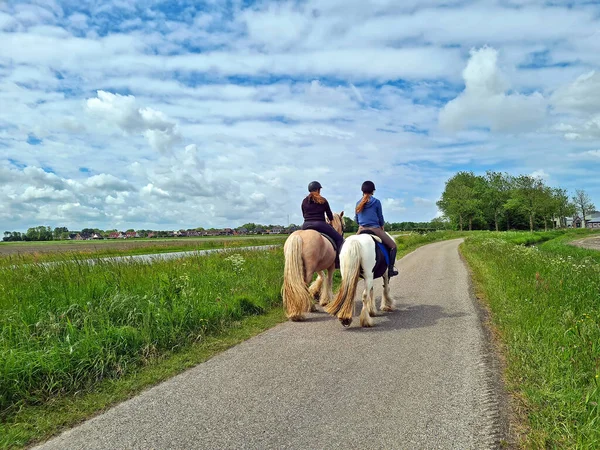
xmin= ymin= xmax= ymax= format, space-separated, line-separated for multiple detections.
xmin=325 ymin=233 xmax=395 ymax=327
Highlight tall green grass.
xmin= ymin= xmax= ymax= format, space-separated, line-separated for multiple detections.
xmin=461 ymin=231 xmax=600 ymax=448
xmin=0 ymin=249 xmax=283 ymax=420
xmin=394 ymin=230 xmax=474 ymax=255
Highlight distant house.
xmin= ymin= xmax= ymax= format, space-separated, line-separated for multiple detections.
xmin=125 ymin=231 xmax=139 ymax=239
xmin=286 ymin=225 xmax=301 ymax=234
xmin=269 ymin=227 xmax=284 ymax=234
xmin=147 ymin=232 xmax=156 ymax=238
xmin=234 ymin=227 xmax=248 ymax=235
xmin=92 ymin=233 xmax=103 ymax=240
xmin=586 ymin=211 xmax=600 ymax=229
xmin=587 ymin=218 xmax=600 ymax=229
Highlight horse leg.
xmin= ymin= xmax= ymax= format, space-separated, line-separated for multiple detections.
xmin=368 ymin=286 xmax=377 ymax=317
xmin=381 ymin=273 xmax=394 ymax=312
xmin=302 ymin=267 xmax=319 ymax=312
xmin=320 ymin=266 xmax=334 ymax=307
xmin=308 ymin=272 xmax=324 ymax=300
xmin=360 ymin=275 xmax=375 ymax=327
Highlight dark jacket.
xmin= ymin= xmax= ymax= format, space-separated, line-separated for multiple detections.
xmin=302 ymin=195 xmax=333 ymax=222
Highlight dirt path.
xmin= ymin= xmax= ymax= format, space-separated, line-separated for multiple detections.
xmin=570 ymin=235 xmax=600 ymax=251
xmin=34 ymin=239 xmax=511 ymax=449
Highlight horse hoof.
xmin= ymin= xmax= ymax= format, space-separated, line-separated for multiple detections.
xmin=290 ymin=315 xmax=306 ymax=322
xmin=340 ymin=318 xmax=352 ymax=327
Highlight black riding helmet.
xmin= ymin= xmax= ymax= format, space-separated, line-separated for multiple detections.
xmin=308 ymin=181 xmax=322 ymax=192
xmin=361 ymin=180 xmax=375 ymax=194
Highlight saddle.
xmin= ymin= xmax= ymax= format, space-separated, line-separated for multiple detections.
xmin=319 ymin=233 xmax=338 ymax=251
xmin=357 ymin=230 xmax=389 ymax=279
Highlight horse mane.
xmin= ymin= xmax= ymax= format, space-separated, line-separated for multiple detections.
xmin=328 ymin=211 xmax=344 ymax=234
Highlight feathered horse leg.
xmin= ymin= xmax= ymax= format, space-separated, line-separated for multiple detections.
xmin=281 ymin=234 xmax=312 ymax=321
xmin=325 ymin=238 xmax=361 ymax=327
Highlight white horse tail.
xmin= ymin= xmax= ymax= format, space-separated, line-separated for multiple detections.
xmin=325 ymin=238 xmax=361 ymax=327
xmin=281 ymin=234 xmax=312 ymax=321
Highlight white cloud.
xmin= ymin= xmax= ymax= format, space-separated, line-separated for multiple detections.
xmin=86 ymin=90 xmax=181 ymax=153
xmin=530 ymin=169 xmax=549 ymax=181
xmin=439 ymin=47 xmax=547 ymax=133
xmin=1 ymin=1 xmax=600 ymax=231
xmin=382 ymin=198 xmax=406 ymax=213
xmin=552 ymin=71 xmax=600 ymax=114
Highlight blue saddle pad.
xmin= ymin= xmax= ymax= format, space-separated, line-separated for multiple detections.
xmin=376 ymin=242 xmax=390 ymax=266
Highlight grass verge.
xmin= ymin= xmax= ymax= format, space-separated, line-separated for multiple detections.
xmin=0 ymin=308 xmax=287 ymax=449
xmin=0 ymin=249 xmax=285 ymax=449
xmin=460 ymin=230 xmax=600 ymax=448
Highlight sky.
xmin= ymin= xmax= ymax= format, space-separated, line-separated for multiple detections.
xmin=1 ymin=0 xmax=600 ymax=232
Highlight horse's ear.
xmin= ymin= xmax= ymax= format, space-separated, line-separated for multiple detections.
xmin=340 ymin=211 xmax=344 ymax=218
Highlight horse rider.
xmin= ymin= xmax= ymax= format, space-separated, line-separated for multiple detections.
xmin=301 ymin=181 xmax=344 ymax=268
xmin=354 ymin=180 xmax=398 ymax=277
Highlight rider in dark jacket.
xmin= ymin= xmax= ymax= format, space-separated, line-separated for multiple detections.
xmin=301 ymin=181 xmax=344 ymax=268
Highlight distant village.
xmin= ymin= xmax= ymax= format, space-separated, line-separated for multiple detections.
xmin=71 ymin=225 xmax=302 ymax=241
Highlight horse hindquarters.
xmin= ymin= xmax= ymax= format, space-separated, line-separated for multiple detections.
xmin=282 ymin=234 xmax=312 ymax=321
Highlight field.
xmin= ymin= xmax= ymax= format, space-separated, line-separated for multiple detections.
xmin=0 ymin=235 xmax=287 ymax=265
xmin=461 ymin=229 xmax=600 ymax=448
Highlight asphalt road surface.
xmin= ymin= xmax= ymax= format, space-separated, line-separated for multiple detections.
xmin=35 ymin=239 xmax=510 ymax=450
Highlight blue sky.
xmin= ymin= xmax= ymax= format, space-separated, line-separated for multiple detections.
xmin=1 ymin=0 xmax=599 ymax=231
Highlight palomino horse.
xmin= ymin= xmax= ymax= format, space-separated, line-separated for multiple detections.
xmin=325 ymin=233 xmax=395 ymax=327
xmin=281 ymin=212 xmax=344 ymax=321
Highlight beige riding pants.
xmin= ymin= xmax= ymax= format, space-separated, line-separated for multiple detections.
xmin=357 ymin=226 xmax=397 ymax=249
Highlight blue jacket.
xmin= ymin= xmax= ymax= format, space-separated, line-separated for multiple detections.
xmin=355 ymin=197 xmax=384 ymax=228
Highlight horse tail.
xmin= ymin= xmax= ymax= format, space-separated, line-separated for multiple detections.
xmin=325 ymin=238 xmax=361 ymax=326
xmin=281 ymin=234 xmax=312 ymax=321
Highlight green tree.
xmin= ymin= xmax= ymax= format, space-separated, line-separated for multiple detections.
xmin=53 ymin=226 xmax=69 ymax=240
xmin=437 ymin=171 xmax=485 ymax=231
xmin=552 ymin=188 xmax=576 ymax=228
xmin=483 ymin=171 xmax=512 ymax=232
xmin=572 ymin=189 xmax=596 ymax=227
xmin=343 ymin=216 xmax=358 ymax=232
xmin=509 ymin=175 xmax=547 ymax=231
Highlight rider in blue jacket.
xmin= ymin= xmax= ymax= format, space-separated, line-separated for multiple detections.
xmin=355 ymin=181 xmax=398 ymax=277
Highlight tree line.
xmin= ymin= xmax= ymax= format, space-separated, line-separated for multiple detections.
xmin=436 ymin=171 xmax=596 ymax=231
xmin=2 ymin=223 xmax=297 ymax=242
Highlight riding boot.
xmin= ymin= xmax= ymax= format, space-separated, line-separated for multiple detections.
xmin=388 ymin=247 xmax=398 ymax=277
xmin=335 ymin=252 xmax=340 ymax=269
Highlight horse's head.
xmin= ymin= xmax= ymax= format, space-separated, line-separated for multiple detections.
xmin=328 ymin=211 xmax=345 ymax=235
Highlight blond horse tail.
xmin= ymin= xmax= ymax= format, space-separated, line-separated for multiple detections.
xmin=325 ymin=238 xmax=361 ymax=326
xmin=281 ymin=234 xmax=312 ymax=321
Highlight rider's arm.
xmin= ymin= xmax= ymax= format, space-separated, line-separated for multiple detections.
xmin=377 ymin=199 xmax=385 ymax=228
xmin=324 ymin=200 xmax=334 ymax=221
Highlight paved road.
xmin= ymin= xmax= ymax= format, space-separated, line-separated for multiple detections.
xmin=35 ymin=239 xmax=510 ymax=449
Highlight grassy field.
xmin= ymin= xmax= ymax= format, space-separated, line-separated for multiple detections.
xmin=0 ymin=248 xmax=285 ymax=448
xmin=461 ymin=229 xmax=600 ymax=448
xmin=4 ymin=228 xmax=599 ymax=448
xmin=0 ymin=235 xmax=287 ymax=265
